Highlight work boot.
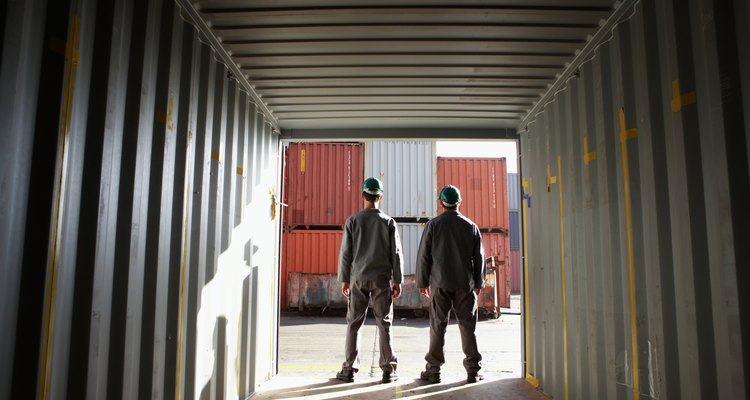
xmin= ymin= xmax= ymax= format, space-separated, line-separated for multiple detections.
xmin=382 ymin=370 xmax=399 ymax=383
xmin=467 ymin=371 xmax=484 ymax=383
xmin=336 ymin=369 xmax=354 ymax=383
xmin=419 ymin=370 xmax=441 ymax=384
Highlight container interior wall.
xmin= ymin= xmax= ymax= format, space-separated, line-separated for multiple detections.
xmin=0 ymin=0 xmax=282 ymax=398
xmin=520 ymin=1 xmax=749 ymax=399
xmin=364 ymin=140 xmax=437 ymax=218
xmin=0 ymin=0 xmax=53 ymax=397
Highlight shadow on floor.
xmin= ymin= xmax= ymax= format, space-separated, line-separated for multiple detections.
xmin=254 ymin=376 xmax=549 ymax=399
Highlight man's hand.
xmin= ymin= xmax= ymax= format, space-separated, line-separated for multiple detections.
xmin=473 ymin=287 xmax=481 ymax=296
xmin=392 ymin=284 xmax=402 ymax=299
xmin=419 ymin=287 xmax=431 ymax=298
xmin=342 ymin=282 xmax=350 ymax=298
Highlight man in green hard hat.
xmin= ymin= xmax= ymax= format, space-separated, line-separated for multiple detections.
xmin=416 ymin=184 xmax=485 ymax=384
xmin=336 ymin=177 xmax=404 ymax=384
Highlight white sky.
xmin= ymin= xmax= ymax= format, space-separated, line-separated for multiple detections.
xmin=435 ymin=141 xmax=518 ymax=173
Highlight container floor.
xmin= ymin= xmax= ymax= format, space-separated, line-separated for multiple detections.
xmin=255 ymin=295 xmax=546 ymax=399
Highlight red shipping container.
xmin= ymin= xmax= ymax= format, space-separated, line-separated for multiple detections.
xmin=437 ymin=157 xmax=509 ymax=230
xmin=481 ymin=232 xmax=508 ymax=260
xmin=480 ymin=232 xmax=510 ymax=310
xmin=280 ymin=230 xmax=342 ymax=309
xmin=510 ymin=249 xmax=521 ymax=293
xmin=283 ymin=142 xmax=364 ymax=227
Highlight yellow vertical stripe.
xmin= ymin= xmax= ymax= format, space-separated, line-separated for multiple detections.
xmin=619 ymin=108 xmax=640 ymax=400
xmin=300 ymin=149 xmax=306 ymax=174
xmin=522 ymin=177 xmax=533 ymax=385
xmin=557 ymin=155 xmax=569 ymax=400
xmin=175 ymin=130 xmax=194 ymax=400
xmin=38 ymin=15 xmax=80 ymax=400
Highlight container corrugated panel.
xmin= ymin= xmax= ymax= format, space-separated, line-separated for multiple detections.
xmin=394 ymin=275 xmax=431 ymax=310
xmin=507 ymin=173 xmax=520 ymax=211
xmin=365 ymin=141 xmax=437 ymax=218
xmin=0 ymin=1 xmax=284 ymax=398
xmin=398 ymin=223 xmax=426 ymax=275
xmin=509 ymin=211 xmax=520 ymax=249
xmin=286 ymin=273 xmax=347 ymax=310
xmin=437 ymin=157 xmax=509 ymax=230
xmin=510 ymin=249 xmax=521 ymax=294
xmin=281 ymin=230 xmax=342 ymax=309
xmin=521 ymin=1 xmax=749 ymax=399
xmin=481 ymin=232 xmax=508 ymax=260
xmin=477 ymin=269 xmax=498 ymax=314
xmin=283 ymin=142 xmax=364 ymax=227
xmin=497 ymin=263 xmax=511 ymax=308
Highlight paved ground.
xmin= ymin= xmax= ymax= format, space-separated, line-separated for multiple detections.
xmin=254 ymin=296 xmax=549 ymax=399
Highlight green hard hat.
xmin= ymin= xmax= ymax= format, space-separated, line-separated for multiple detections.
xmin=362 ymin=177 xmax=384 ymax=195
xmin=439 ymin=185 xmax=461 ymax=206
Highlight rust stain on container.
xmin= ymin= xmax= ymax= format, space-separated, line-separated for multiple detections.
xmin=482 ymin=232 xmax=509 ymax=261
xmin=481 ymin=232 xmax=511 ymax=310
xmin=394 ymin=275 xmax=431 ymax=311
xmin=286 ymin=273 xmax=347 ymax=310
xmin=283 ymin=143 xmax=364 ymax=227
xmin=437 ymin=157 xmax=509 ymax=230
xmin=510 ymin=249 xmax=521 ymax=293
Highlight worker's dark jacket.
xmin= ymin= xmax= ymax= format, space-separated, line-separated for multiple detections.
xmin=338 ymin=208 xmax=404 ymax=284
xmin=416 ymin=210 xmax=485 ymax=291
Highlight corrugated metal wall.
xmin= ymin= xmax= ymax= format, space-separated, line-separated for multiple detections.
xmin=507 ymin=172 xmax=521 ymax=211
xmin=509 ymin=211 xmax=520 ymax=250
xmin=510 ymin=249 xmax=521 ymax=294
xmin=508 ymin=173 xmax=521 ymax=293
xmin=365 ymin=140 xmax=437 ymax=218
xmin=520 ymin=0 xmax=749 ymax=399
xmin=0 ymin=0 xmax=282 ymax=398
xmin=283 ymin=142 xmax=364 ymax=227
xmin=398 ymin=223 xmax=426 ymax=275
xmin=280 ymin=230 xmax=342 ymax=309
xmin=437 ymin=157 xmax=510 ymax=230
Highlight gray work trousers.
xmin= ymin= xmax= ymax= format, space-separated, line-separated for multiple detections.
xmin=342 ymin=279 xmax=397 ymax=373
xmin=425 ymin=288 xmax=482 ymax=373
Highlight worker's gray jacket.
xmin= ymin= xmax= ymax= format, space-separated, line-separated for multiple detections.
xmin=338 ymin=208 xmax=404 ymax=284
xmin=416 ymin=210 xmax=485 ymax=291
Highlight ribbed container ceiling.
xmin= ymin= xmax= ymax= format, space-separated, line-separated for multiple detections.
xmin=192 ymin=0 xmax=617 ymax=130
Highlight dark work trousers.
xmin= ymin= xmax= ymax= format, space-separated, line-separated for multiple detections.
xmin=342 ymin=279 xmax=398 ymax=372
xmin=425 ymin=288 xmax=482 ymax=373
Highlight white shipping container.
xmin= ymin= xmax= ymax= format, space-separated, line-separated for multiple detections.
xmin=365 ymin=141 xmax=437 ymax=218
xmin=507 ymin=172 xmax=520 ymax=211
xmin=397 ymin=223 xmax=426 ymax=275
